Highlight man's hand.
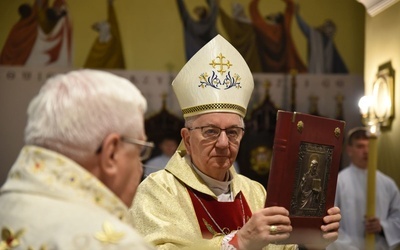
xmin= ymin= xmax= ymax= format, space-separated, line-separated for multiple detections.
xmin=236 ymin=206 xmax=292 ymax=250
xmin=303 ymin=206 xmax=341 ymax=250
xmin=321 ymin=206 xmax=341 ymax=240
xmin=365 ymin=216 xmax=383 ymax=234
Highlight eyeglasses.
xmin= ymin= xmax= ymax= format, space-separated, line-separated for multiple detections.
xmin=121 ymin=137 xmax=154 ymax=161
xmin=188 ymin=126 xmax=244 ymax=142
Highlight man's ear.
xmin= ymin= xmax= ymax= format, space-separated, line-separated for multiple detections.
xmin=181 ymin=128 xmax=191 ymax=155
xmin=98 ymin=133 xmax=121 ymax=175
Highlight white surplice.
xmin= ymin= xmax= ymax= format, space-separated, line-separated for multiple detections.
xmin=330 ymin=164 xmax=400 ymax=250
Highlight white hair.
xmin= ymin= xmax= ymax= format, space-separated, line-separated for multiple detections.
xmin=25 ymin=69 xmax=147 ymax=162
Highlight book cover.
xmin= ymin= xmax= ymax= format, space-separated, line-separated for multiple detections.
xmin=265 ymin=110 xmax=345 ymax=245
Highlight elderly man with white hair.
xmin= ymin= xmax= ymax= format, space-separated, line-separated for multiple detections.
xmin=0 ymin=70 xmax=154 ymax=249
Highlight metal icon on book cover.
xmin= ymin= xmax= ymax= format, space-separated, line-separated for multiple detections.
xmin=290 ymin=142 xmax=333 ymax=217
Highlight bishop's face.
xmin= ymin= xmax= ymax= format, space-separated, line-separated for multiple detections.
xmin=181 ymin=112 xmax=244 ymax=181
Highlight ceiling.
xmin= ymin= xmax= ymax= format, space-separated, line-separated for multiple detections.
xmin=357 ymin=0 xmax=399 ymax=16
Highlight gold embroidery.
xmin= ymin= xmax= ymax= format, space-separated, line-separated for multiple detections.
xmin=32 ymin=161 xmax=44 ymax=172
xmin=56 ymin=157 xmax=65 ymax=167
xmin=209 ymin=53 xmax=232 ymax=75
xmin=94 ymin=221 xmax=125 ymax=244
xmin=9 ymin=171 xmax=21 ymax=180
xmin=67 ymin=173 xmax=79 ymax=187
xmin=14 ymin=146 xmax=128 ymax=222
xmin=182 ymin=103 xmax=245 ymax=116
xmin=0 ymin=227 xmax=25 ymax=250
xmin=28 ymin=245 xmax=48 ymax=250
xmin=202 ymin=218 xmax=218 ymax=236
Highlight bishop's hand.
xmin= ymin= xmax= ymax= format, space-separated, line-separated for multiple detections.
xmin=236 ymin=206 xmax=292 ymax=250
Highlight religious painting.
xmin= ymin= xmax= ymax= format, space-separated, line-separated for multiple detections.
xmin=84 ymin=0 xmax=126 ymax=69
xmin=0 ymin=0 xmax=72 ymax=67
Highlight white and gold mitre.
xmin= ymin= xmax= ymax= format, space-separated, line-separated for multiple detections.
xmin=172 ymin=34 xmax=254 ymax=118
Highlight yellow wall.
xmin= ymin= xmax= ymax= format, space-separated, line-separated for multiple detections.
xmin=0 ymin=0 xmax=365 ymax=73
xmin=0 ymin=0 xmax=368 ymax=185
xmin=364 ymin=1 xmax=400 ymax=187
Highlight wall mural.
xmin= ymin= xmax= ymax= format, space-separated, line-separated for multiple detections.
xmin=0 ymin=0 xmax=363 ymax=186
xmin=0 ymin=0 xmax=353 ymax=74
xmin=0 ymin=0 xmax=72 ymax=67
xmin=295 ymin=5 xmax=348 ymax=74
xmin=84 ymin=0 xmax=125 ymax=69
xmin=175 ymin=0 xmax=348 ymax=74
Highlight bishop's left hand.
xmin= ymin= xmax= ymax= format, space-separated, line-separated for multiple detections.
xmin=303 ymin=206 xmax=341 ymax=250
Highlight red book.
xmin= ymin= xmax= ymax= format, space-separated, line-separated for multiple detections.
xmin=266 ymin=110 xmax=345 ymax=245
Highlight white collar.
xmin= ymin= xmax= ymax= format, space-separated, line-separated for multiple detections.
xmin=191 ymin=163 xmax=233 ymax=201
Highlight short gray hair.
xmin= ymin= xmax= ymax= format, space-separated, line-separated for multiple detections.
xmin=24 ymin=69 xmax=147 ymax=162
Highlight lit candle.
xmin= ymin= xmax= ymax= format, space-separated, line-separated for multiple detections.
xmin=365 ymin=132 xmax=378 ymax=250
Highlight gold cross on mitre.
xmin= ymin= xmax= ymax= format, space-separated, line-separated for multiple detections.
xmin=209 ymin=53 xmax=232 ymax=75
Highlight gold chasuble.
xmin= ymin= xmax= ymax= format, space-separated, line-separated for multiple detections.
xmin=130 ymin=143 xmax=297 ymax=250
xmin=131 ymin=35 xmax=297 ymax=250
xmin=187 ymin=188 xmax=252 ymax=238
